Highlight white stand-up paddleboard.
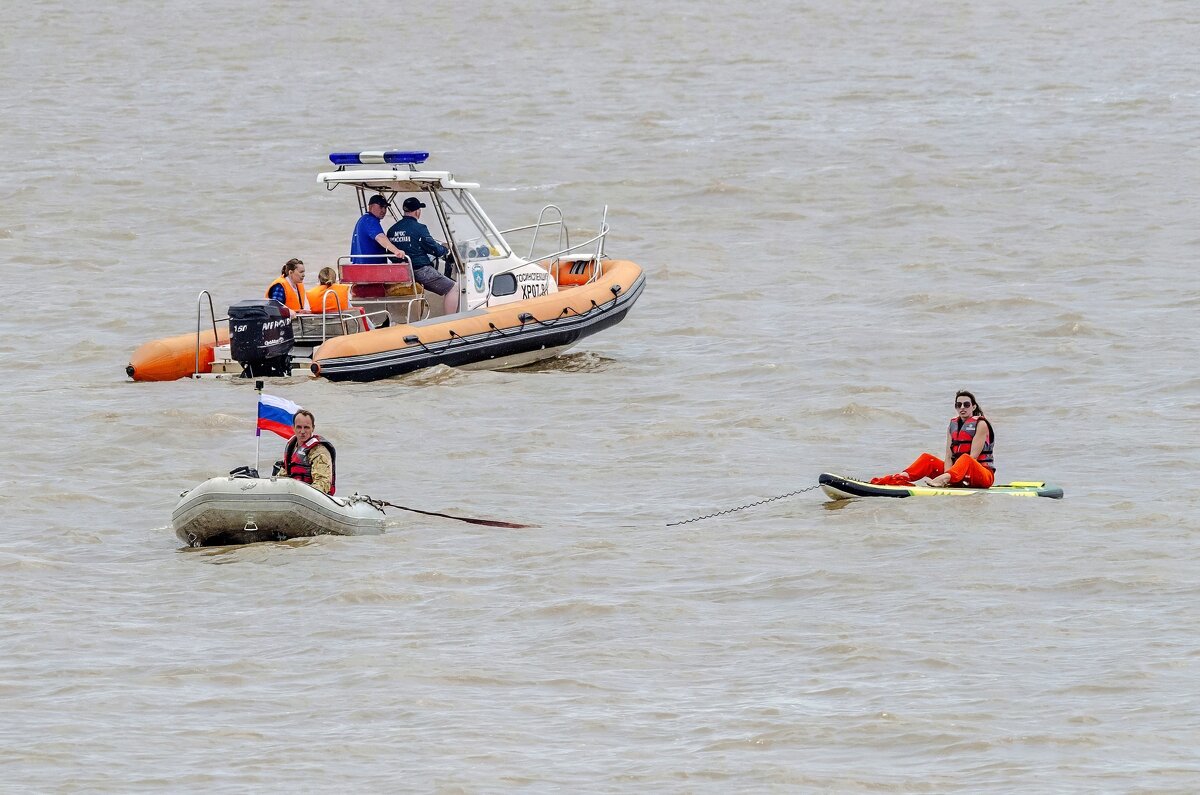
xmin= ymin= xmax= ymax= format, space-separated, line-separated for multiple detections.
xmin=819 ymin=473 xmax=1064 ymax=501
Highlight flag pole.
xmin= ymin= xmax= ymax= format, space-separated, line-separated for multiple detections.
xmin=254 ymin=379 xmax=264 ymax=476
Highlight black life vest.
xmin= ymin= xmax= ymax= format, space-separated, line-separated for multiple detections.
xmin=285 ymin=434 xmax=337 ymax=495
xmin=948 ymin=415 xmax=995 ymax=471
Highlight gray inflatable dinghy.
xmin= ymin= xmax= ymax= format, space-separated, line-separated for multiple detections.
xmin=173 ymin=475 xmax=386 ymax=547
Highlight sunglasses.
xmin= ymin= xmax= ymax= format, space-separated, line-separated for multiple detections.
xmin=955 ymin=400 xmax=973 ymax=408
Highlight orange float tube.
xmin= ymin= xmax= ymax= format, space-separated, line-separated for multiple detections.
xmin=127 ymin=327 xmax=230 ymax=382
xmin=555 ymin=259 xmax=597 ymax=286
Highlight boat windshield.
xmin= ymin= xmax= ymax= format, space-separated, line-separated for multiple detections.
xmin=436 ymin=188 xmax=510 ymax=262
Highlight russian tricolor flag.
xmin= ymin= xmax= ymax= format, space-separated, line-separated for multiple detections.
xmin=257 ymin=394 xmax=301 ymax=439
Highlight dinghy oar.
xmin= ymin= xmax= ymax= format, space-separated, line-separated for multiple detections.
xmin=370 ymin=499 xmax=532 ymax=528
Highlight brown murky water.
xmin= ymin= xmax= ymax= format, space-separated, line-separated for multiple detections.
xmin=2 ymin=1 xmax=1198 ymax=790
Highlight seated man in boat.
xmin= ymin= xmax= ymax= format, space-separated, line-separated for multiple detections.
xmin=387 ymin=196 xmax=459 ymax=314
xmin=280 ymin=410 xmax=336 ymax=495
xmin=870 ymin=389 xmax=996 ymax=488
xmin=266 ymin=258 xmax=311 ymax=312
xmin=350 ymin=194 xmax=411 ymax=266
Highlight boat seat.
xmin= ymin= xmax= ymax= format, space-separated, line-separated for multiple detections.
xmin=350 ymin=282 xmax=423 ymax=299
xmin=340 ymin=261 xmax=421 ymax=300
xmin=340 ymin=263 xmax=414 ymax=284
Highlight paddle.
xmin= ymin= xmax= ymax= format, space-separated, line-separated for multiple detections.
xmin=371 ymin=499 xmax=532 ymax=528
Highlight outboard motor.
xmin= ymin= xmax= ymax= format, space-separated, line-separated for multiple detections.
xmin=228 ymin=300 xmax=294 ymax=377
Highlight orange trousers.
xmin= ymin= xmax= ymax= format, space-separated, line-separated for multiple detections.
xmin=904 ymin=452 xmax=995 ymax=488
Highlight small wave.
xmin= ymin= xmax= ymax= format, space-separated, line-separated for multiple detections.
xmin=399 ymin=364 xmax=468 ymax=386
xmin=0 ymin=552 xmax=62 ymax=570
xmin=759 ymin=209 xmax=807 ymax=222
xmin=202 ymin=412 xmax=246 ymax=429
xmin=1035 ymin=82 xmax=1086 ymax=92
xmin=525 ymin=601 xmax=619 ymax=618
xmin=899 ymin=293 xmax=1061 ymax=313
xmin=181 ymin=537 xmax=321 ymax=561
xmin=1051 ymin=575 xmax=1173 ymax=594
xmin=688 ymin=180 xmax=752 ymax=197
xmin=515 ymin=351 xmax=615 ymax=373
xmin=336 ymin=589 xmax=422 ymax=605
xmin=95 ymin=228 xmax=138 ymax=241
xmin=1036 ymin=319 xmax=1115 ymax=338
xmin=811 ymin=403 xmax=916 ymax=423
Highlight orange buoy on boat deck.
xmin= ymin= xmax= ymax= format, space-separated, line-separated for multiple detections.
xmin=126 ymin=327 xmax=230 ymax=381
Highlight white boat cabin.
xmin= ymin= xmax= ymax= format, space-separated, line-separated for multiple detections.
xmin=318 ymin=150 xmax=609 ymax=325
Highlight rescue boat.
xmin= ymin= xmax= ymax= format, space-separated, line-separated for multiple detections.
xmin=127 ymin=150 xmax=646 ymax=382
xmin=173 ymin=474 xmax=387 ymax=547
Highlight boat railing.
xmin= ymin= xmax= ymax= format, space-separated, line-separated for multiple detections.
xmin=501 ymin=204 xmax=610 ymax=287
xmin=318 ymin=290 xmax=353 ymax=341
xmin=536 ymin=210 xmax=610 ymax=287
xmin=475 ymin=221 xmax=611 ymax=308
xmin=193 ymin=290 xmax=225 ymax=378
xmin=500 ymin=205 xmax=568 ymax=260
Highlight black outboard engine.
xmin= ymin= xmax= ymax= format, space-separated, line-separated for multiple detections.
xmin=228 ymin=300 xmax=294 ymax=377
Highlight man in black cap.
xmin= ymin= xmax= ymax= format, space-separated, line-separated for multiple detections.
xmin=350 ymin=194 xmax=411 ymax=265
xmin=387 ymin=197 xmax=458 ymax=313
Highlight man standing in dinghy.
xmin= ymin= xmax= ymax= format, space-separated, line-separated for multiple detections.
xmin=871 ymin=389 xmax=995 ymax=489
xmin=281 ymin=410 xmax=336 ymax=495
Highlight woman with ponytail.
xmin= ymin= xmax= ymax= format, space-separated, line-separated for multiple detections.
xmin=871 ymin=389 xmax=996 ymax=488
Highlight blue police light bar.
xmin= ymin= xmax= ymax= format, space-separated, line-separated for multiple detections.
xmin=329 ymin=150 xmax=429 ymax=166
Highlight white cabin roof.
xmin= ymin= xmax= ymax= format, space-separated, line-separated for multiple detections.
xmin=316 ymin=170 xmax=480 ymax=191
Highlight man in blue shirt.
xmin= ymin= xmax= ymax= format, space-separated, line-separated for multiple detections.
xmin=350 ymin=195 xmax=411 ymax=266
xmin=387 ymin=197 xmax=459 ymax=314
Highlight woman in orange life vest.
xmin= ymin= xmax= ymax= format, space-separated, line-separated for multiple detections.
xmin=306 ymin=266 xmax=352 ymax=313
xmin=278 ymin=409 xmax=336 ymax=495
xmin=266 ymin=258 xmax=310 ymax=312
xmin=307 ymin=266 xmax=382 ymax=330
xmin=871 ymin=389 xmax=996 ymax=488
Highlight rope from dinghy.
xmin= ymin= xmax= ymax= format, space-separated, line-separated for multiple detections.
xmin=665 ymin=483 xmax=833 ymax=526
xmin=358 ymin=496 xmax=532 ymax=528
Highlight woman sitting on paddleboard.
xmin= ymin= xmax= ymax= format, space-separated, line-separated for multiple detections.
xmin=871 ymin=389 xmax=995 ymax=488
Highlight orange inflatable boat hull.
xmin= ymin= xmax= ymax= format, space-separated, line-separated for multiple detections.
xmin=312 ymin=259 xmax=645 ymax=382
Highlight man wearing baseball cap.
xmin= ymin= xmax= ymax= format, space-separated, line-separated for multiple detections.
xmin=387 ymin=196 xmax=458 ymax=314
xmin=350 ymin=194 xmax=411 ymax=265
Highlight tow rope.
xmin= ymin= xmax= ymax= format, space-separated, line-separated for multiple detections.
xmin=362 ymin=497 xmax=532 ymax=529
xmin=666 ymin=484 xmax=823 ymax=526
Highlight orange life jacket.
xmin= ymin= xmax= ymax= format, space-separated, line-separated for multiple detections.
xmin=284 ymin=435 xmax=336 ymax=495
xmin=307 ymin=283 xmax=352 ymax=313
xmin=948 ymin=415 xmax=995 ymax=471
xmin=267 ymin=276 xmax=309 ymax=312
